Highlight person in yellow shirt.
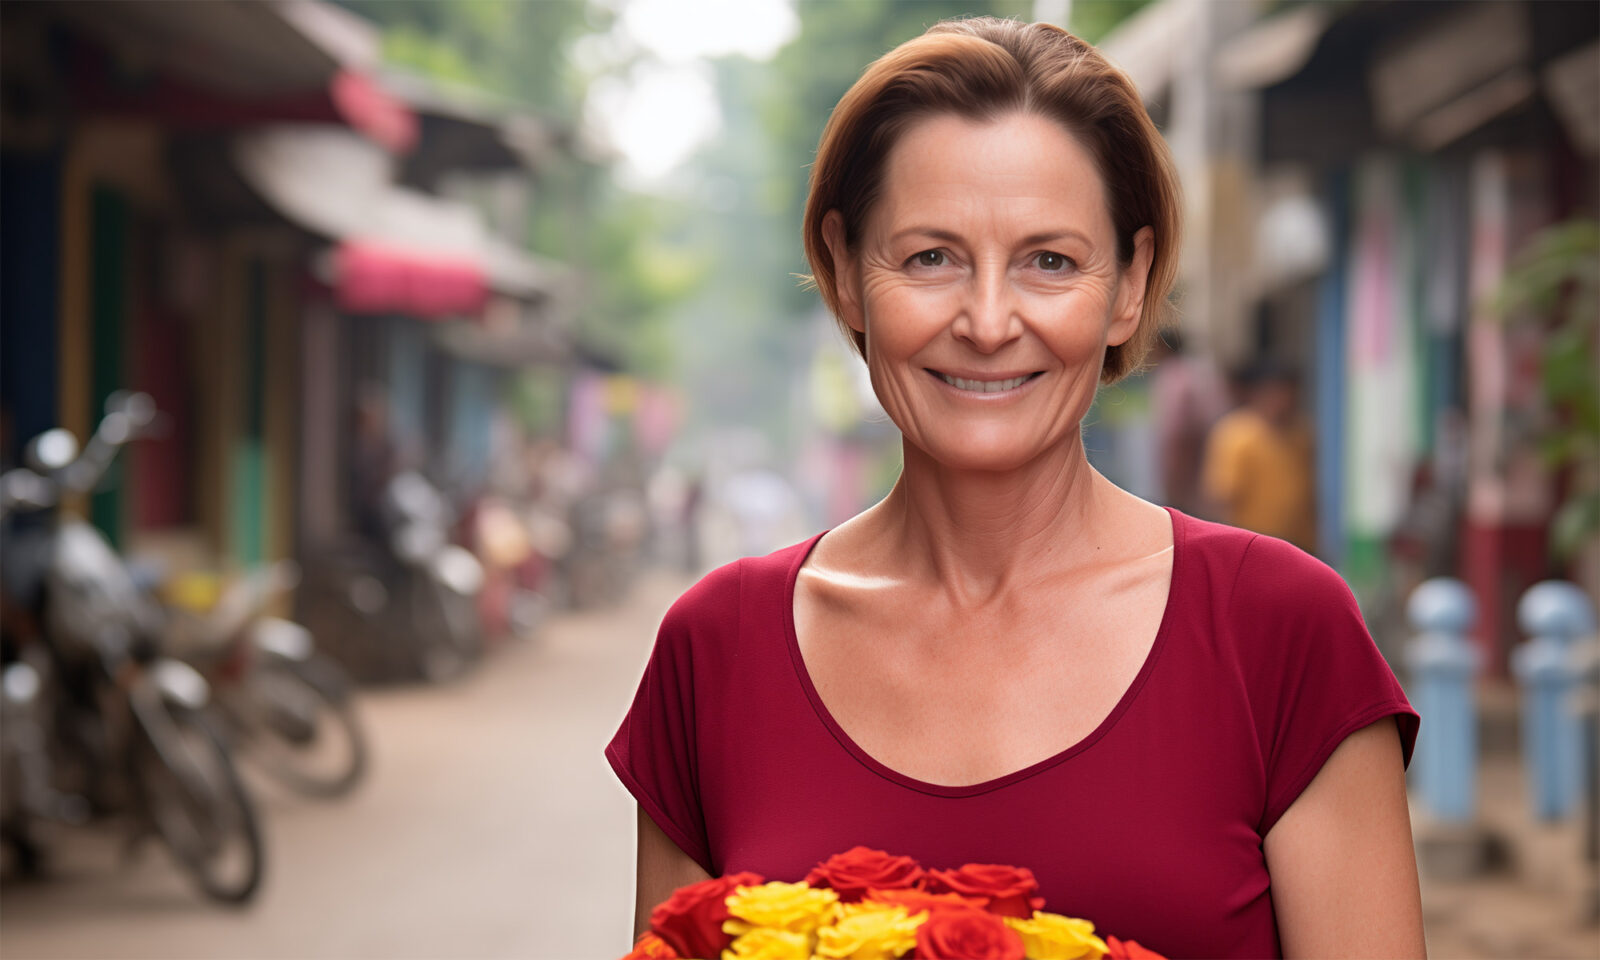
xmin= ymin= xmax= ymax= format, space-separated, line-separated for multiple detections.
xmin=1202 ymin=364 xmax=1317 ymax=552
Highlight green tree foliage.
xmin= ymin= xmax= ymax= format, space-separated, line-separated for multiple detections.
xmin=568 ymin=180 xmax=712 ymax=379
xmin=1494 ymin=219 xmax=1600 ymax=564
xmin=334 ymin=0 xmax=591 ymax=118
xmin=1070 ymin=0 xmax=1157 ymax=43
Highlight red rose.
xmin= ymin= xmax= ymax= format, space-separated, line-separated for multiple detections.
xmin=804 ymin=846 xmax=927 ymax=902
xmin=863 ymin=887 xmax=990 ymax=915
xmin=1106 ymin=935 xmax=1168 ymax=960
xmin=926 ymin=864 xmax=1045 ymax=919
xmin=914 ymin=907 xmax=1026 ymax=960
xmin=623 ymin=932 xmax=679 ymax=959
xmin=648 ymin=871 xmax=763 ymax=959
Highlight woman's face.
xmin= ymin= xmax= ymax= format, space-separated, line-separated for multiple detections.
xmin=825 ymin=111 xmax=1153 ymax=474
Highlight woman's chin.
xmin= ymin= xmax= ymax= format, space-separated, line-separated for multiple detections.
xmin=909 ymin=434 xmax=1065 ymax=475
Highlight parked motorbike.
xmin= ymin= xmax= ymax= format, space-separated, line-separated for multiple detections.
xmin=163 ymin=563 xmax=368 ymax=798
xmin=0 ymin=393 xmax=264 ymax=904
xmin=380 ymin=470 xmax=486 ymax=680
xmin=298 ymin=467 xmax=487 ymax=684
xmin=0 ymin=649 xmax=88 ymax=876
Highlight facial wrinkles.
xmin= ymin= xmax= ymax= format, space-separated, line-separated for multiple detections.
xmin=858 ymin=193 xmax=1116 ymax=381
xmin=841 ymin=112 xmax=1128 ymax=471
xmin=858 ymin=129 xmax=1121 ymax=321
xmin=856 ymin=220 xmax=1117 ymax=352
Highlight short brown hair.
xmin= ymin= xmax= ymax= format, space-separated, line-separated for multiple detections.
xmin=802 ymin=17 xmax=1181 ymax=384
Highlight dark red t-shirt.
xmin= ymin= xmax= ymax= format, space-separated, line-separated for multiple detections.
xmin=607 ymin=508 xmax=1418 ymax=958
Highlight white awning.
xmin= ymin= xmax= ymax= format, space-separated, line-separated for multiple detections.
xmin=233 ymin=125 xmax=562 ymax=301
xmin=1214 ymin=5 xmax=1331 ymax=91
xmin=232 ymin=125 xmax=398 ymax=243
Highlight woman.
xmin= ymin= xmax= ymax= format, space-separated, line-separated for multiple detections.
xmin=608 ymin=18 xmax=1423 ymax=957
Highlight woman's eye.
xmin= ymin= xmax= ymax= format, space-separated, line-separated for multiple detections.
xmin=1035 ymin=252 xmax=1072 ymax=272
xmin=911 ymin=250 xmax=946 ymax=268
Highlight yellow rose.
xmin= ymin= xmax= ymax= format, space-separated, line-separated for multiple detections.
xmin=814 ymin=903 xmax=924 ymax=960
xmin=724 ymin=881 xmax=841 ymax=939
xmin=1004 ymin=911 xmax=1109 ymax=960
xmin=720 ymin=927 xmax=813 ymax=960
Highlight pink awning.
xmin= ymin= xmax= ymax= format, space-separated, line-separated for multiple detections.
xmin=334 ymin=242 xmax=487 ymax=319
xmin=236 ymin=126 xmax=562 ymax=318
xmin=331 ymin=70 xmax=419 ymax=154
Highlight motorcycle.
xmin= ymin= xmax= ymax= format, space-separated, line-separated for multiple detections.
xmin=303 ymin=469 xmax=485 ymax=684
xmin=381 ymin=470 xmax=486 ymax=680
xmin=0 ymin=393 xmax=264 ymax=904
xmin=163 ymin=562 xmax=368 ymax=799
xmin=0 ymin=648 xmax=88 ymax=876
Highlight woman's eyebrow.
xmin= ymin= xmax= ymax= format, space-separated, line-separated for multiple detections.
xmin=1018 ymin=229 xmax=1093 ymax=248
xmin=887 ymin=227 xmax=1093 ymax=247
xmin=889 ymin=226 xmax=963 ymax=245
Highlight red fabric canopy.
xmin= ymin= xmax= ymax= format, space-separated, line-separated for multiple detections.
xmin=335 ymin=242 xmax=487 ymax=319
xmin=331 ymin=70 xmax=419 ymax=154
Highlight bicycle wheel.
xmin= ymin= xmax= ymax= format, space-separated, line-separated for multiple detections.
xmin=242 ymin=657 xmax=368 ymax=798
xmin=134 ymin=700 xmax=264 ymax=904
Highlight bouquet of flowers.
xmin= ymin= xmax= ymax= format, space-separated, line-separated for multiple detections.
xmin=622 ymin=846 xmax=1165 ymax=960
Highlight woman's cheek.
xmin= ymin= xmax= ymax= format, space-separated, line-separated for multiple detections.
xmin=885 ymin=279 xmax=963 ymax=320
xmin=1024 ymin=290 xmax=1114 ymax=355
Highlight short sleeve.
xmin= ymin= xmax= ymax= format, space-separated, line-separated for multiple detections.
xmin=1228 ymin=535 xmax=1420 ymax=836
xmin=605 ymin=568 xmax=736 ymax=876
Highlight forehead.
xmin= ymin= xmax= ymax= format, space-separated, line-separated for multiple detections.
xmin=869 ymin=111 xmax=1113 ymax=241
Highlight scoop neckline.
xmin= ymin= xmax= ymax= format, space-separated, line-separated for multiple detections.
xmin=782 ymin=505 xmax=1186 ymax=799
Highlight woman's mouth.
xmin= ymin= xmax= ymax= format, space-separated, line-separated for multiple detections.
xmin=930 ymin=371 xmax=1042 ymax=394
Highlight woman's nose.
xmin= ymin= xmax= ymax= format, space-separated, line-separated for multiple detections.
xmin=950 ymin=271 xmax=1021 ymax=353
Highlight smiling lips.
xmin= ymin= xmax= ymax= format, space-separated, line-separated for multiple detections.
xmin=931 ymin=370 xmax=1042 ymax=394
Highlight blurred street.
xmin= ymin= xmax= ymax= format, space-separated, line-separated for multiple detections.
xmin=0 ymin=571 xmax=690 ymax=960
xmin=1418 ymin=733 xmax=1599 ymax=959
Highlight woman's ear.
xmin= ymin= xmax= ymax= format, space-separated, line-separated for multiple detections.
xmin=821 ymin=210 xmax=865 ymax=334
xmin=1108 ymin=226 xmax=1155 ymax=347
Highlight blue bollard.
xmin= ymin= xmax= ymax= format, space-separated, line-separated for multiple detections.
xmin=1404 ymin=578 xmax=1483 ymax=822
xmin=1512 ymin=581 xmax=1598 ymax=820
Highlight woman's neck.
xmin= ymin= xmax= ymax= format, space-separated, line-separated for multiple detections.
xmin=873 ymin=432 xmax=1124 ymax=606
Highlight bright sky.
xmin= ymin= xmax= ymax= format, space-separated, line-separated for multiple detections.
xmin=582 ymin=0 xmax=799 ymax=184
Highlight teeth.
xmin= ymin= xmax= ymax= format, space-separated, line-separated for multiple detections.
xmin=937 ymin=373 xmax=1032 ymax=393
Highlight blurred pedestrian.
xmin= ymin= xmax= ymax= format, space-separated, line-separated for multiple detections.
xmin=1201 ymin=362 xmax=1317 ymax=552
xmin=680 ymin=471 xmax=704 ymax=574
xmin=350 ymin=383 xmax=401 ymax=544
xmin=1149 ymin=330 xmax=1227 ymax=517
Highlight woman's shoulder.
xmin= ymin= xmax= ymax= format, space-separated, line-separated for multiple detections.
xmin=660 ymin=533 xmax=826 ymax=636
xmin=1173 ymin=510 xmax=1358 ymax=621
xmin=1174 ymin=515 xmax=1393 ymax=713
